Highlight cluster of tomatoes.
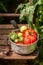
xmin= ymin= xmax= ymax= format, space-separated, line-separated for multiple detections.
xmin=10 ymin=25 xmax=37 ymax=45
xmin=16 ymin=28 xmax=37 ymax=45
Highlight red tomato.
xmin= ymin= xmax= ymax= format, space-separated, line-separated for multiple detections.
xmin=17 ymin=41 xmax=22 ymax=44
xmin=24 ymin=37 xmax=31 ymax=45
xmin=28 ymin=28 xmax=35 ymax=33
xmin=23 ymin=28 xmax=37 ymax=44
xmin=28 ymin=29 xmax=37 ymax=38
xmin=31 ymin=32 xmax=37 ymax=39
xmin=28 ymin=35 xmax=36 ymax=43
xmin=25 ymin=29 xmax=29 ymax=37
xmin=22 ymin=31 xmax=25 ymax=37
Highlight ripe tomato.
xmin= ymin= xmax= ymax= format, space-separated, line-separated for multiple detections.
xmin=22 ymin=31 xmax=25 ymax=37
xmin=24 ymin=28 xmax=37 ymax=44
xmin=25 ymin=29 xmax=29 ymax=37
xmin=31 ymin=32 xmax=37 ymax=39
xmin=29 ymin=35 xmax=36 ymax=43
xmin=28 ymin=28 xmax=35 ymax=33
xmin=24 ymin=37 xmax=31 ymax=45
xmin=17 ymin=41 xmax=22 ymax=44
xmin=28 ymin=29 xmax=37 ymax=38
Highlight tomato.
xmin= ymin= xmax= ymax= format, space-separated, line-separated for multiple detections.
xmin=17 ymin=41 xmax=22 ymax=44
xmin=22 ymin=31 xmax=25 ymax=37
xmin=24 ymin=37 xmax=31 ymax=45
xmin=18 ymin=32 xmax=22 ymax=37
xmin=28 ymin=28 xmax=35 ymax=33
xmin=31 ymin=32 xmax=37 ymax=39
xmin=25 ymin=29 xmax=29 ymax=37
xmin=20 ymin=25 xmax=28 ymax=32
xmin=24 ymin=28 xmax=37 ymax=44
xmin=29 ymin=35 xmax=36 ymax=43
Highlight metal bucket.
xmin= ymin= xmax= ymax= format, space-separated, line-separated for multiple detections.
xmin=9 ymin=33 xmax=39 ymax=55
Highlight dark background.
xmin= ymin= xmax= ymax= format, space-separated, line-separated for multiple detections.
xmin=0 ymin=0 xmax=28 ymax=24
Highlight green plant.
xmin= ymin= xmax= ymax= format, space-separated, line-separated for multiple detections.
xmin=35 ymin=2 xmax=43 ymax=64
xmin=0 ymin=2 xmax=7 ymax=12
xmin=15 ymin=3 xmax=35 ymax=28
xmin=33 ymin=0 xmax=43 ymax=65
xmin=15 ymin=0 xmax=42 ymax=31
xmin=15 ymin=0 xmax=43 ymax=37
xmin=15 ymin=0 xmax=43 ymax=65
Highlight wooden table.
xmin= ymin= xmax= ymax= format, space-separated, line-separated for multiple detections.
xmin=0 ymin=24 xmax=39 ymax=60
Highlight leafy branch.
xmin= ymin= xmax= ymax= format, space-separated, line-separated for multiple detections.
xmin=15 ymin=0 xmax=42 ymax=32
xmin=0 ymin=2 xmax=7 ymax=12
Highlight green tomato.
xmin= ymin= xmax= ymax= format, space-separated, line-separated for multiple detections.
xmin=10 ymin=35 xmax=15 ymax=40
xmin=18 ymin=32 xmax=22 ymax=37
xmin=9 ymin=32 xmax=17 ymax=40
xmin=14 ymin=39 xmax=19 ymax=43
xmin=20 ymin=25 xmax=27 ymax=32
xmin=19 ymin=36 xmax=23 ymax=41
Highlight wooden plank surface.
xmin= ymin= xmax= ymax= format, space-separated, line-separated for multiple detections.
xmin=0 ymin=13 xmax=20 ymax=17
xmin=0 ymin=24 xmax=39 ymax=60
xmin=0 ymin=13 xmax=27 ymax=17
xmin=4 ymin=49 xmax=39 ymax=60
xmin=0 ymin=24 xmax=26 ymax=29
xmin=0 ymin=29 xmax=14 ymax=35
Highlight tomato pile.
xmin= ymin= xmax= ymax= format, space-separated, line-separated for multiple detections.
xmin=9 ymin=25 xmax=37 ymax=45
